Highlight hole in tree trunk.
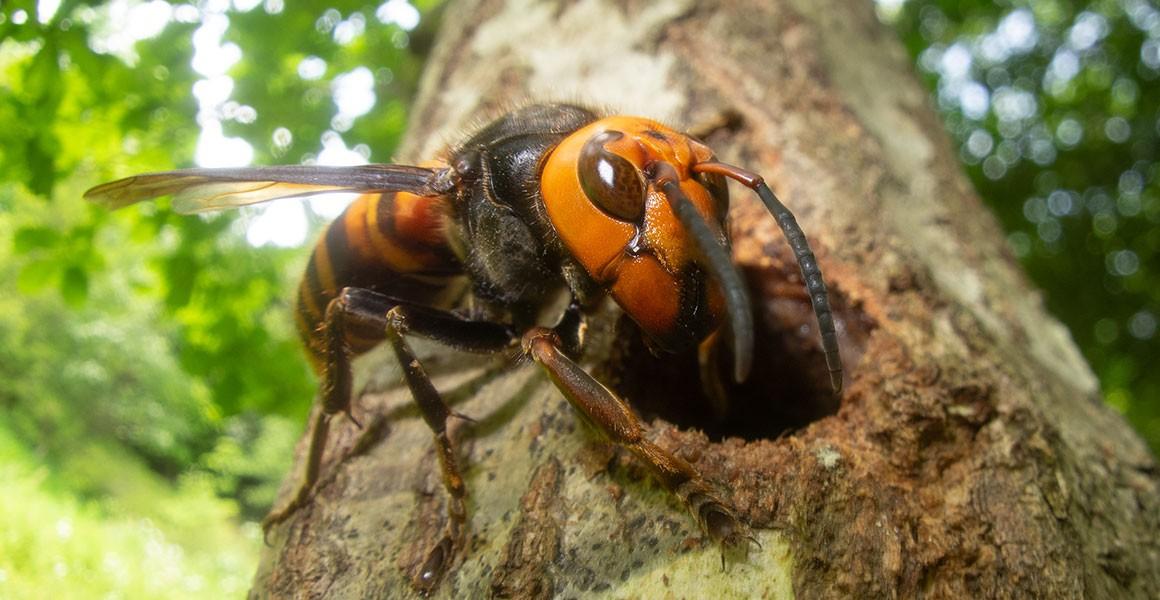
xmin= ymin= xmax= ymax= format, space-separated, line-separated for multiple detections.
xmin=606 ymin=265 xmax=871 ymax=442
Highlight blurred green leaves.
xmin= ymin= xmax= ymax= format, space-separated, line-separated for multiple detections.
xmin=3 ymin=0 xmax=436 ymax=429
xmin=1 ymin=1 xmax=436 ymax=591
xmin=0 ymin=8 xmax=438 ymax=589
xmin=0 ymin=424 xmax=260 ymax=598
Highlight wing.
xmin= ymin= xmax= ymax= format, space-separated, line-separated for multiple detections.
xmin=84 ymin=164 xmax=450 ymax=214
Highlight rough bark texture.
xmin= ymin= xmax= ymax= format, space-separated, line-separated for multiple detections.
xmin=252 ymin=0 xmax=1160 ymax=598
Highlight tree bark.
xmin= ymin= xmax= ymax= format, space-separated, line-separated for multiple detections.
xmin=252 ymin=0 xmax=1159 ymax=598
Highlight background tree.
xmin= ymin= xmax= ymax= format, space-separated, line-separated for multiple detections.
xmin=250 ymin=0 xmax=1158 ymax=597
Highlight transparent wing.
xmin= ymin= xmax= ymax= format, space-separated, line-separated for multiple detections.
xmin=84 ymin=164 xmax=448 ymax=214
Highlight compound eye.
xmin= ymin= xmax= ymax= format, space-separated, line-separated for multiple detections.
xmin=578 ymin=130 xmax=646 ymax=223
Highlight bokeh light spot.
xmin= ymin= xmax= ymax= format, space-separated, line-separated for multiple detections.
xmin=1129 ymin=311 xmax=1157 ymax=340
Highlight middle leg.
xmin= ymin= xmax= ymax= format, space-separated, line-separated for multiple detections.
xmin=349 ymin=290 xmax=517 ymax=591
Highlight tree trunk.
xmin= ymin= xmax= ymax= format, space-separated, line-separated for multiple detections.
xmin=251 ymin=0 xmax=1159 ymax=598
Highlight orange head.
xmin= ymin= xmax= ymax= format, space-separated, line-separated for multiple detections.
xmin=540 ymin=117 xmax=743 ymax=368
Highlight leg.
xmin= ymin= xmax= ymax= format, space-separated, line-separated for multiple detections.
xmin=262 ymin=288 xmax=515 ymax=543
xmin=521 ymin=327 xmax=750 ymax=549
xmin=381 ymin=302 xmax=517 ymax=591
xmin=261 ymin=287 xmax=361 ymax=535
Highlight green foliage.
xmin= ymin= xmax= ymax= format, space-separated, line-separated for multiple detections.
xmin=0 ymin=1 xmax=436 ymax=595
xmin=1 ymin=183 xmax=218 ymax=475
xmin=223 ymin=1 xmax=427 ymax=165
xmin=199 ymin=414 xmax=302 ymax=520
xmin=0 ymin=423 xmax=258 ymax=599
xmin=886 ymin=0 xmax=1160 ymax=449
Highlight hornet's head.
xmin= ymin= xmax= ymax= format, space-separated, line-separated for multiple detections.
xmin=541 ymin=115 xmax=842 ymax=394
xmin=540 ymin=117 xmax=743 ymax=373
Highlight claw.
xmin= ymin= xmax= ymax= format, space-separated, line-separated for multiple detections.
xmin=413 ymin=534 xmax=454 ymax=596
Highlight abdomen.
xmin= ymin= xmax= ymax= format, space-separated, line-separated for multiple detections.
xmin=295 ymin=190 xmax=463 ymax=371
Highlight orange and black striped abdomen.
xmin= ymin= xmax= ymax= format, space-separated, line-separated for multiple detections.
xmin=296 ymin=190 xmax=462 ymax=371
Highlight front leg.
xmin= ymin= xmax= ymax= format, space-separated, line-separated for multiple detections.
xmin=521 ymin=327 xmax=751 ymax=549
